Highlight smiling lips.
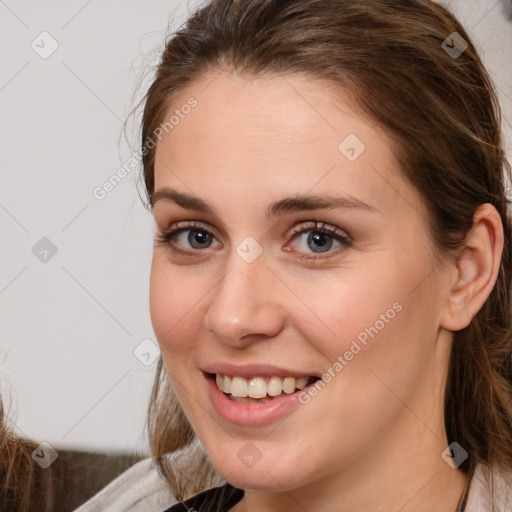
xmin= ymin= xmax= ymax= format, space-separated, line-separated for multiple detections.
xmin=213 ymin=373 xmax=319 ymax=401
xmin=204 ymin=366 xmax=321 ymax=424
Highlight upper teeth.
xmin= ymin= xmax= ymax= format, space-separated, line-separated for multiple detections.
xmin=215 ymin=374 xmax=310 ymax=398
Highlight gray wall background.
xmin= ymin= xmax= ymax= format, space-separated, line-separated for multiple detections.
xmin=1 ymin=0 xmax=511 ymax=454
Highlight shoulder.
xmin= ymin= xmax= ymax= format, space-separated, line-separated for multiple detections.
xmin=465 ymin=462 xmax=512 ymax=512
xmin=72 ymin=457 xmax=179 ymax=512
xmin=72 ymin=439 xmax=227 ymax=512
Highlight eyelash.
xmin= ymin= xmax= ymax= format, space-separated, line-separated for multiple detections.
xmin=154 ymin=220 xmax=352 ymax=261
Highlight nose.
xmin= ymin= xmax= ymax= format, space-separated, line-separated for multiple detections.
xmin=203 ymin=249 xmax=286 ymax=347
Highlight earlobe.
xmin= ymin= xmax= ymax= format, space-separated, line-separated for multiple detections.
xmin=440 ymin=203 xmax=504 ymax=332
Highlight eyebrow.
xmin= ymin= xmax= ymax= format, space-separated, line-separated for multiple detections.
xmin=151 ymin=187 xmax=377 ymax=218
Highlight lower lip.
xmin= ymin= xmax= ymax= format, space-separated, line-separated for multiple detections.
xmin=205 ymin=372 xmax=307 ymax=426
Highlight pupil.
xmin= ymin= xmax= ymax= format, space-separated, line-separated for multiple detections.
xmin=189 ymin=230 xmax=211 ymax=248
xmin=308 ymin=232 xmax=332 ymax=253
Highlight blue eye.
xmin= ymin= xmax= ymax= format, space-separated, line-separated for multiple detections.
xmin=292 ymin=230 xmax=342 ymax=253
xmin=287 ymin=221 xmax=351 ymax=258
xmin=154 ymin=222 xmax=220 ymax=254
xmin=174 ymin=229 xmax=215 ymax=250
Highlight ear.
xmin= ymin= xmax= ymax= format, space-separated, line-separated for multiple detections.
xmin=440 ymin=203 xmax=504 ymax=332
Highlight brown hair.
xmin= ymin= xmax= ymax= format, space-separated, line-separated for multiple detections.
xmin=1 ymin=396 xmax=147 ymax=511
xmin=0 ymin=400 xmax=57 ymax=512
xmin=140 ymin=0 xmax=512 ymax=507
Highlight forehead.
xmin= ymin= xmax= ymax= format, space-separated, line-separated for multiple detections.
xmin=156 ymin=71 xmax=373 ymax=156
xmin=152 ymin=71 xmax=421 ymax=219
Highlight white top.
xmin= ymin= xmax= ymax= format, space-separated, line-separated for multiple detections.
xmin=73 ymin=455 xmax=512 ymax=512
xmin=73 ymin=457 xmax=180 ymax=512
xmin=465 ymin=462 xmax=512 ymax=512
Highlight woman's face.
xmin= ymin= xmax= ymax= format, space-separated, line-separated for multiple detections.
xmin=150 ymin=72 xmax=455 ymax=492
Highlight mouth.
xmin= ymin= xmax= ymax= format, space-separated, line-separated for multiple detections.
xmin=206 ymin=372 xmax=321 ymax=404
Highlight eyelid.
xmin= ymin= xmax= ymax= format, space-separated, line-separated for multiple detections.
xmin=160 ymin=220 xmax=213 ymax=236
xmin=285 ymin=220 xmax=352 ymax=261
xmin=288 ymin=220 xmax=350 ymax=242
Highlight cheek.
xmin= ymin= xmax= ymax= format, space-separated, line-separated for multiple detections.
xmin=287 ymin=287 xmax=438 ymax=466
xmin=290 ymin=268 xmax=408 ymax=360
xmin=149 ymin=256 xmax=204 ymax=362
xmin=295 ymin=260 xmax=439 ymax=402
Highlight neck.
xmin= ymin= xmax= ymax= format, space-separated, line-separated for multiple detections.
xmin=231 ymin=429 xmax=469 ymax=512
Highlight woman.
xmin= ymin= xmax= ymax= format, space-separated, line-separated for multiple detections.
xmin=77 ymin=0 xmax=512 ymax=510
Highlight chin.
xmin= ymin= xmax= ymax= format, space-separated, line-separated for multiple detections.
xmin=208 ymin=451 xmax=309 ymax=492
xmin=223 ymin=468 xmax=299 ymax=491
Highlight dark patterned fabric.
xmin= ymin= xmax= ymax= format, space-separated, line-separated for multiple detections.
xmin=162 ymin=483 xmax=244 ymax=512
